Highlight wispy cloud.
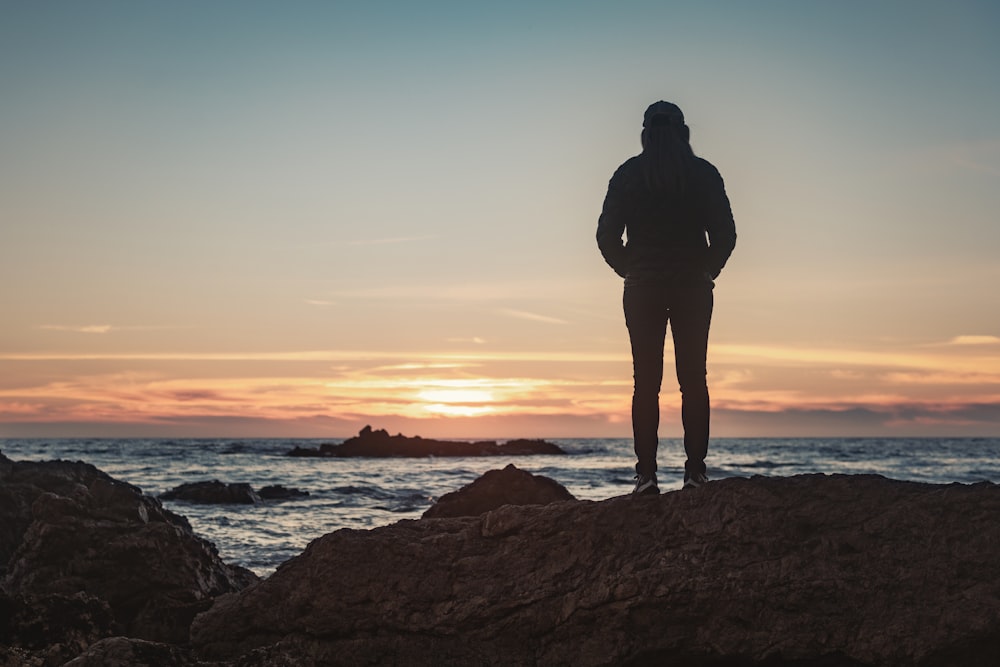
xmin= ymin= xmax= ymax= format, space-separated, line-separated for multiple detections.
xmin=0 ymin=349 xmax=630 ymax=362
xmin=331 ymin=279 xmax=581 ymax=302
xmin=446 ymin=337 xmax=487 ymax=345
xmin=3 ymin=335 xmax=999 ymax=437
xmin=947 ymin=335 xmax=1000 ymax=346
xmin=883 ymin=370 xmax=1000 ymax=385
xmin=40 ymin=324 xmax=115 ymax=334
xmin=712 ymin=342 xmax=1000 ymax=374
xmin=497 ymin=309 xmax=568 ymax=325
xmin=0 ymin=401 xmax=46 ymax=415
xmin=303 ymin=299 xmax=334 ymax=307
xmin=38 ymin=324 xmax=192 ymax=335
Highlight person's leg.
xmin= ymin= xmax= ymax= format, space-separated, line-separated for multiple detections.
xmin=669 ymin=285 xmax=714 ymax=478
xmin=624 ymin=282 xmax=669 ymax=478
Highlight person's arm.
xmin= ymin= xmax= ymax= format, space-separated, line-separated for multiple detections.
xmin=703 ymin=166 xmax=736 ymax=279
xmin=596 ymin=167 xmax=629 ymax=278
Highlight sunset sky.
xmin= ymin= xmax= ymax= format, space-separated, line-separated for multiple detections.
xmin=2 ymin=1 xmax=999 ymax=438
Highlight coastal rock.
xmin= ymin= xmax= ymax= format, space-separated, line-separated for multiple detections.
xmin=0 ymin=645 xmax=43 ymax=667
xmin=192 ymin=474 xmax=1000 ymax=666
xmin=61 ymin=636 xmax=197 ymax=667
xmin=0 ymin=590 xmax=115 ymax=666
xmin=422 ymin=464 xmax=575 ymax=518
xmin=258 ymin=485 xmax=310 ymax=501
xmin=0 ymin=453 xmax=258 ymax=654
xmin=286 ymin=425 xmax=566 ymax=458
xmin=161 ymin=480 xmax=262 ymax=504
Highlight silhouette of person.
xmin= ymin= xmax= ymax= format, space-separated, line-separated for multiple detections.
xmin=597 ymin=101 xmax=736 ymax=495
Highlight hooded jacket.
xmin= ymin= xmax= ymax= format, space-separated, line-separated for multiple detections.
xmin=596 ymin=154 xmax=736 ymax=286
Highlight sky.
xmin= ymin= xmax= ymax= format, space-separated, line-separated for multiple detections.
xmin=2 ymin=1 xmax=999 ymax=439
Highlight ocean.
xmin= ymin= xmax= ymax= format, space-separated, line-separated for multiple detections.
xmin=3 ymin=436 xmax=999 ymax=576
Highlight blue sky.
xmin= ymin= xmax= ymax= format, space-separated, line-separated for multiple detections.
xmin=2 ymin=1 xmax=999 ymax=437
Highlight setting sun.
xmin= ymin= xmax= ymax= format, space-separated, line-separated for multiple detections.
xmin=417 ymin=388 xmax=495 ymax=405
xmin=416 ymin=385 xmax=497 ymax=416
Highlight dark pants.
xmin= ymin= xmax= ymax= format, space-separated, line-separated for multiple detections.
xmin=624 ymin=282 xmax=713 ymax=478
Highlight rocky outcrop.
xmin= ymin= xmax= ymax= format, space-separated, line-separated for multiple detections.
xmin=192 ymin=474 xmax=1000 ymax=666
xmin=161 ymin=480 xmax=262 ymax=504
xmin=422 ymin=463 xmax=575 ymax=518
xmin=0 ymin=453 xmax=257 ymax=662
xmin=7 ymin=452 xmax=1000 ymax=667
xmin=258 ymin=485 xmax=310 ymax=501
xmin=159 ymin=481 xmax=310 ymax=504
xmin=286 ymin=425 xmax=566 ymax=458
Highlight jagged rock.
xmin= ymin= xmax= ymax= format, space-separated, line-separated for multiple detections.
xmin=422 ymin=464 xmax=575 ymax=518
xmin=191 ymin=475 xmax=1000 ymax=666
xmin=0 ymin=453 xmax=258 ymax=655
xmin=286 ymin=425 xmax=566 ymax=458
xmin=160 ymin=480 xmax=262 ymax=504
xmin=257 ymin=485 xmax=310 ymax=501
xmin=0 ymin=456 xmax=125 ymax=575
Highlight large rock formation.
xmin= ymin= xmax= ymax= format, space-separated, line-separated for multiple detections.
xmin=0 ymin=453 xmax=257 ymax=664
xmin=5 ymin=452 xmax=1000 ymax=667
xmin=422 ymin=463 xmax=575 ymax=518
xmin=286 ymin=425 xmax=566 ymax=458
xmin=192 ymin=474 xmax=1000 ymax=666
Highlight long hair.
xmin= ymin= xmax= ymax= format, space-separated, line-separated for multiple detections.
xmin=640 ymin=119 xmax=695 ymax=194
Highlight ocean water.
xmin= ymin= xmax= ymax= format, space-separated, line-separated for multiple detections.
xmin=3 ymin=437 xmax=999 ymax=576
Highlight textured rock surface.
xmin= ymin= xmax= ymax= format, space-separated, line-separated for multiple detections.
xmin=0 ymin=590 xmax=115 ymax=666
xmin=161 ymin=480 xmax=262 ymax=504
xmin=192 ymin=474 xmax=1000 ymax=666
xmin=258 ymin=485 xmax=310 ymax=501
xmin=287 ymin=425 xmax=566 ymax=457
xmin=0 ymin=453 xmax=258 ymax=657
xmin=60 ymin=636 xmax=196 ymax=667
xmin=423 ymin=463 xmax=575 ymax=518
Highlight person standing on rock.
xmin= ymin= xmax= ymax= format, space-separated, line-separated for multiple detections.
xmin=597 ymin=101 xmax=736 ymax=495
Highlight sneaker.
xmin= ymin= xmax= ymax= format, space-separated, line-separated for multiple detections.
xmin=683 ymin=471 xmax=709 ymax=489
xmin=632 ymin=473 xmax=659 ymax=496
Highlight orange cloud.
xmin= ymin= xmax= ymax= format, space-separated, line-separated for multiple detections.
xmin=2 ymin=337 xmax=998 ymax=436
xmin=947 ymin=335 xmax=1000 ymax=346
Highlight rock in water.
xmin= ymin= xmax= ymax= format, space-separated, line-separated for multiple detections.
xmin=285 ymin=425 xmax=566 ymax=457
xmin=422 ymin=464 xmax=575 ymax=518
xmin=192 ymin=475 xmax=1000 ymax=666
xmin=0 ymin=453 xmax=258 ymax=655
xmin=160 ymin=480 xmax=262 ymax=504
xmin=258 ymin=484 xmax=310 ymax=501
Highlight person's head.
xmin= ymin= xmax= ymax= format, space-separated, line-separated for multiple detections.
xmin=641 ymin=100 xmax=689 ymax=148
xmin=639 ymin=100 xmax=694 ymax=192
